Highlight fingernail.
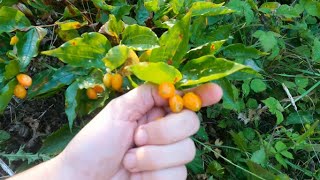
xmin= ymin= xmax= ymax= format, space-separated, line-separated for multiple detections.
xmin=124 ymin=153 xmax=137 ymax=170
xmin=135 ymin=127 xmax=148 ymax=146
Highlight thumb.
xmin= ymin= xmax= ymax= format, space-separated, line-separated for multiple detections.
xmin=57 ymin=84 xmax=165 ymax=179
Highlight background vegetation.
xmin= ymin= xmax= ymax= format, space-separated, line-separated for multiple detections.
xmin=0 ymin=0 xmax=319 ymax=179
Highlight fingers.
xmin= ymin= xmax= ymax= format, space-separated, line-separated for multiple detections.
xmin=106 ymin=84 xmax=167 ymax=122
xmin=130 ymin=166 xmax=187 ymax=180
xmin=137 ymin=107 xmax=166 ymax=126
xmin=135 ymin=110 xmax=199 ymax=146
xmin=187 ymin=83 xmax=223 ymax=107
xmin=123 ymin=138 xmax=196 ymax=172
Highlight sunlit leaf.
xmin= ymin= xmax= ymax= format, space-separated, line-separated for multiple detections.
xmin=128 ymin=62 xmax=182 ymax=84
xmin=121 ymin=24 xmax=159 ymax=51
xmin=190 ymin=2 xmax=234 ymax=17
xmin=150 ymin=12 xmax=191 ymax=67
xmin=103 ymin=45 xmax=131 ymax=70
xmin=42 ymin=32 xmax=111 ymax=68
xmin=180 ymin=55 xmax=257 ymax=86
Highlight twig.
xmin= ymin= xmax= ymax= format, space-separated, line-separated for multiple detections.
xmin=0 ymin=158 xmax=14 ymax=177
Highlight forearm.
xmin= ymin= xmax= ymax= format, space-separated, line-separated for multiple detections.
xmin=9 ymin=156 xmax=69 ymax=180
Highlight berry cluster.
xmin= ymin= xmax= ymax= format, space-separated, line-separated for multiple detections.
xmin=158 ymin=82 xmax=202 ymax=113
xmin=86 ymin=73 xmax=123 ymax=100
xmin=14 ymin=74 xmax=32 ymax=99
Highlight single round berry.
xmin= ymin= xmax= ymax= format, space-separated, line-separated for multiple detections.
xmin=111 ymin=73 xmax=123 ymax=91
xmin=103 ymin=73 xmax=112 ymax=88
xmin=86 ymin=88 xmax=98 ymax=100
xmin=183 ymin=92 xmax=202 ymax=112
xmin=14 ymin=84 xmax=27 ymax=99
xmin=16 ymin=74 xmax=32 ymax=88
xmin=169 ymin=94 xmax=184 ymax=113
xmin=93 ymin=85 xmax=105 ymax=93
xmin=10 ymin=35 xmax=19 ymax=45
xmin=158 ymin=82 xmax=175 ymax=99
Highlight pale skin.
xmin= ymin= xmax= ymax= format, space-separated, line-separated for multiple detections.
xmin=10 ymin=83 xmax=223 ymax=180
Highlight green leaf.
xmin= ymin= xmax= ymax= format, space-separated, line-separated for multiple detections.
xmin=103 ymin=45 xmax=131 ymax=71
xmin=16 ymin=27 xmax=47 ymax=70
xmin=65 ymin=81 xmax=81 ymax=128
xmin=275 ymin=154 xmax=287 ymax=168
xmin=180 ymin=55 xmax=255 ymax=86
xmin=190 ymin=2 xmax=234 ymax=17
xmin=250 ymin=79 xmax=266 ymax=93
xmin=0 ymin=79 xmax=17 ymax=113
xmin=195 ymin=126 xmax=209 ymax=141
xmin=55 ymin=20 xmax=87 ymax=31
xmin=262 ymin=97 xmax=284 ymax=112
xmin=246 ymin=160 xmax=277 ymax=180
xmin=223 ymin=43 xmax=268 ymax=60
xmin=262 ymin=97 xmax=284 ymax=124
xmin=0 ymin=130 xmax=10 ymax=142
xmin=135 ymin=0 xmax=149 ymax=25
xmin=285 ymin=111 xmax=313 ymax=125
xmin=0 ymin=6 xmax=31 ymax=34
xmin=253 ymin=30 xmax=279 ymax=52
xmin=91 ymin=0 xmax=113 ymax=11
xmin=28 ymin=66 xmax=90 ymax=98
xmin=186 ymin=150 xmax=204 ymax=174
xmin=230 ymin=131 xmax=248 ymax=152
xmin=312 ymin=38 xmax=320 ymax=62
xmin=144 ymin=0 xmax=159 ymax=12
xmin=295 ymin=77 xmax=309 ymax=88
xmin=281 ymin=151 xmax=294 ymax=159
xmin=293 ymin=120 xmax=319 ymax=143
xmin=150 ymin=12 xmax=191 ymax=67
xmin=121 ymin=24 xmax=159 ymax=51
xmin=42 ymin=32 xmax=111 ymax=68
xmin=170 ymin=0 xmax=184 ymax=14
xmin=227 ymin=0 xmax=254 ymax=24
xmin=100 ymin=14 xmax=125 ymax=39
xmin=57 ymin=29 xmax=80 ymax=42
xmin=251 ymin=148 xmax=266 ymax=165
xmin=259 ymin=2 xmax=280 ymax=13
xmin=275 ymin=141 xmax=287 ymax=152
xmin=0 ymin=0 xmax=19 ymax=7
xmin=112 ymin=5 xmax=132 ymax=19
xmin=185 ymin=40 xmax=226 ymax=59
xmin=300 ymin=0 xmax=320 ymax=18
xmin=207 ymin=160 xmax=224 ymax=178
xmin=63 ymin=5 xmax=81 ymax=18
xmin=39 ymin=125 xmax=80 ymax=155
xmin=4 ymin=60 xmax=19 ymax=80
xmin=276 ymin=5 xmax=301 ymax=18
xmin=214 ymin=78 xmax=237 ymax=110
xmin=128 ymin=62 xmax=182 ymax=84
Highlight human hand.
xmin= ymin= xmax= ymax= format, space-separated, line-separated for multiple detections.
xmin=54 ymin=83 xmax=223 ymax=180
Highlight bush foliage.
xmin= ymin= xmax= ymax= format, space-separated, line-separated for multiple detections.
xmin=0 ymin=0 xmax=319 ymax=179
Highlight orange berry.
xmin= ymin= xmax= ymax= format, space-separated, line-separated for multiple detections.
xmin=158 ymin=82 xmax=175 ymax=99
xmin=169 ymin=94 xmax=184 ymax=113
xmin=10 ymin=35 xmax=19 ymax=45
xmin=93 ymin=85 xmax=105 ymax=93
xmin=103 ymin=73 xmax=113 ymax=88
xmin=111 ymin=73 xmax=123 ymax=91
xmin=14 ymin=84 xmax=27 ymax=99
xmin=86 ymin=88 xmax=98 ymax=99
xmin=183 ymin=92 xmax=202 ymax=112
xmin=16 ymin=74 xmax=32 ymax=88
